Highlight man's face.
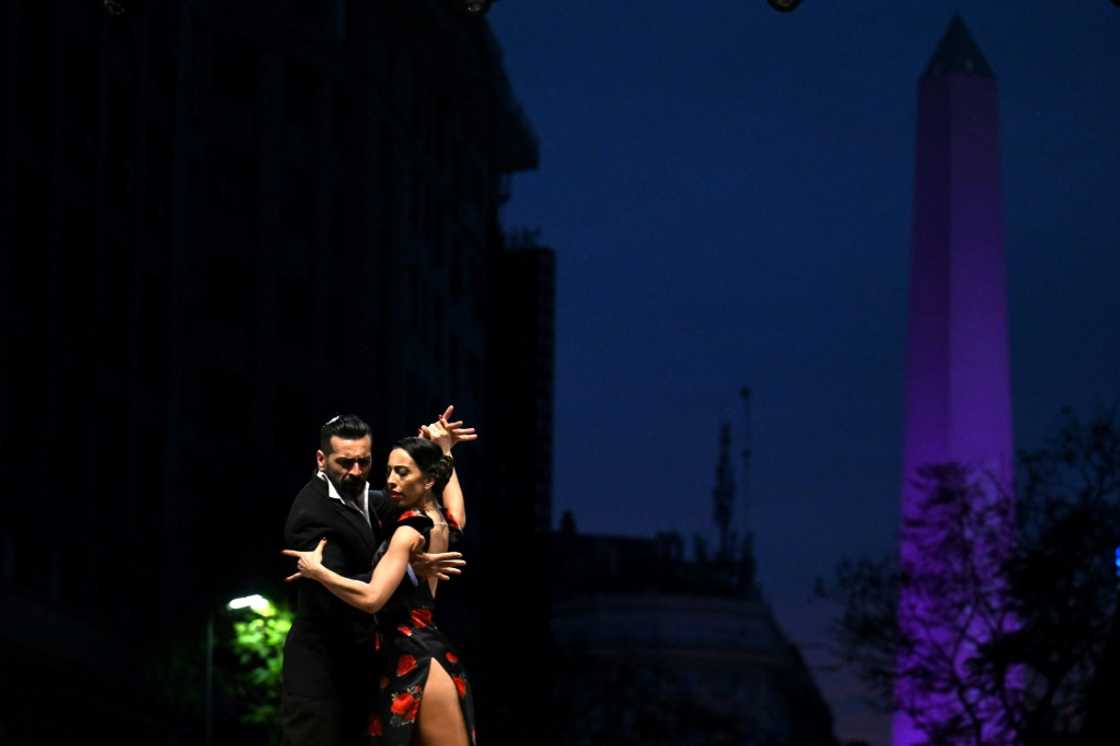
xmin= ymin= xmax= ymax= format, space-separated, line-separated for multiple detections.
xmin=317 ymin=435 xmax=373 ymax=500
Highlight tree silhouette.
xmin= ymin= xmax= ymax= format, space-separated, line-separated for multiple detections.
xmin=818 ymin=409 xmax=1120 ymax=746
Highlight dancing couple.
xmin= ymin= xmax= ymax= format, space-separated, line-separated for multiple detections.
xmin=280 ymin=407 xmax=477 ymax=746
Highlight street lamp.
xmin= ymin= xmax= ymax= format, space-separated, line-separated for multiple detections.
xmin=206 ymin=594 xmax=276 ymax=746
xmin=227 ymin=594 xmax=276 ymax=616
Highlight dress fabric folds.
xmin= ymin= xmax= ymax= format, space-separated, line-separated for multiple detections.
xmin=367 ymin=508 xmax=476 ymax=745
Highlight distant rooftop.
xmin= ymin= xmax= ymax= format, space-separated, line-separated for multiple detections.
xmin=922 ymin=15 xmax=995 ymax=80
xmin=550 ymin=527 xmax=758 ymax=599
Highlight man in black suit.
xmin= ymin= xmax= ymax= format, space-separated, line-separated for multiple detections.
xmin=280 ymin=412 xmax=469 ymax=746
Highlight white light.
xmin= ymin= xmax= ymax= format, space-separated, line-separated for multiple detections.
xmin=227 ymin=594 xmax=274 ymax=615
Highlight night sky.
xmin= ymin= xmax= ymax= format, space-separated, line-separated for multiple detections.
xmin=490 ymin=1 xmax=1120 ymax=742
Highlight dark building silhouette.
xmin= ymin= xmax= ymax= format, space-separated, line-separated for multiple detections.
xmin=492 ymin=230 xmax=555 ymax=534
xmin=2 ymin=0 xmax=536 ymax=742
xmin=550 ymin=526 xmax=839 ymax=746
xmin=547 ymin=429 xmax=839 ymax=746
xmin=476 ymin=230 xmax=557 ymax=739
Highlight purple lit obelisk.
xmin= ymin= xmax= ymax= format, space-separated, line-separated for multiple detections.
xmin=895 ymin=17 xmax=1014 ymax=746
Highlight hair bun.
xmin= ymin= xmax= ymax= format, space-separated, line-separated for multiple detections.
xmin=430 ymin=456 xmax=453 ymax=493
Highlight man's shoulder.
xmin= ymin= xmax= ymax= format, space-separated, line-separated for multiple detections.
xmin=284 ymin=477 xmax=334 ymax=540
xmin=288 ymin=476 xmax=330 ymax=513
xmin=296 ymin=475 xmax=327 ymax=498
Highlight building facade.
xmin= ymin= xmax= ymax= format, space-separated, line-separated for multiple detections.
xmin=471 ymin=231 xmax=557 ymax=740
xmin=550 ymin=525 xmax=839 ymax=746
xmin=1 ymin=0 xmax=537 ymax=741
xmin=546 ymin=426 xmax=835 ymax=746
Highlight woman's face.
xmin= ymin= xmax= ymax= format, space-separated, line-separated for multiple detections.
xmin=385 ymin=448 xmax=433 ymax=507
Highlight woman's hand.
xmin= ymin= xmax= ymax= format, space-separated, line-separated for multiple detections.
xmin=411 ymin=550 xmax=467 ymax=582
xmin=282 ymin=537 xmax=327 ymax=582
xmin=418 ymin=405 xmax=477 ymax=454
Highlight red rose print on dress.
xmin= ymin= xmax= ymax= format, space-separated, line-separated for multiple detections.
xmin=445 ymin=651 xmax=459 ymax=664
xmin=442 ymin=508 xmax=461 ymax=531
xmin=451 ymin=674 xmax=467 ymax=698
xmin=396 ymin=654 xmax=418 ymax=677
xmin=368 ymin=713 xmax=383 ymax=736
xmin=397 ymin=625 xmax=413 ymax=637
xmin=410 ymin=608 xmax=433 ymax=628
xmin=390 ymin=686 xmax=423 ymax=725
xmin=379 ymin=675 xmax=390 ymax=690
xmin=398 ymin=509 xmax=424 ymax=523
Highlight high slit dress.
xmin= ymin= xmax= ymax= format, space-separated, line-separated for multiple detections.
xmin=367 ymin=507 xmax=477 ymax=745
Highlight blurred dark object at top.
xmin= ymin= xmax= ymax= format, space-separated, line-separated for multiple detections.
xmin=768 ymin=0 xmax=804 ymax=13
xmin=103 ymin=0 xmax=144 ymax=15
xmin=463 ymin=0 xmax=496 ymax=16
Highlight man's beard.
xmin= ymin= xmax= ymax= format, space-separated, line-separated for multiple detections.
xmin=328 ymin=472 xmax=365 ymax=502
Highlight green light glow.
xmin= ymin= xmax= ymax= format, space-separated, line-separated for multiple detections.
xmin=227 ymin=601 xmax=293 ymax=733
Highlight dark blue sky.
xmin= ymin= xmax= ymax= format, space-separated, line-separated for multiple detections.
xmin=491 ymin=1 xmax=1119 ymax=742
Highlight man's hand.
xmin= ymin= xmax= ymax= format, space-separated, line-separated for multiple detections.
xmin=411 ymin=550 xmax=466 ymax=582
xmin=282 ymin=537 xmax=327 ymax=582
xmin=418 ymin=405 xmax=477 ymax=455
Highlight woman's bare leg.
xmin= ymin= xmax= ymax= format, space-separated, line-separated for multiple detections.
xmin=416 ymin=659 xmax=469 ymax=746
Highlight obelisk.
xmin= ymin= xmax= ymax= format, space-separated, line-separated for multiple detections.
xmin=896 ymin=16 xmax=1014 ymax=746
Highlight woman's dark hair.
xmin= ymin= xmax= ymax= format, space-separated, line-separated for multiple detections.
xmin=320 ymin=414 xmax=371 ymax=453
xmin=393 ymin=436 xmax=452 ymax=494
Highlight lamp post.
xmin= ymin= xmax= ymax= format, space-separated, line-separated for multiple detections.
xmin=206 ymin=594 xmax=276 ymax=746
xmin=205 ymin=613 xmax=213 ymax=746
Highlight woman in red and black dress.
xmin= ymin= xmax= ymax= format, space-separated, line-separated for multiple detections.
xmin=285 ymin=433 xmax=476 ymax=746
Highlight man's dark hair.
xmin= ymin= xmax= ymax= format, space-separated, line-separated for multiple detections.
xmin=319 ymin=414 xmax=372 ymax=453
